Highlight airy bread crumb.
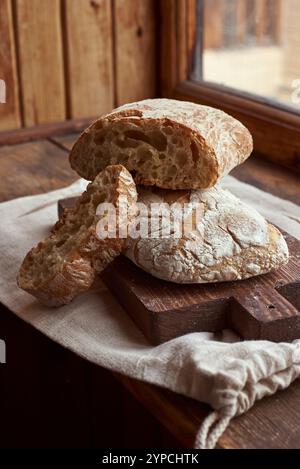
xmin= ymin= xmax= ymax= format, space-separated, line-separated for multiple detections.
xmin=70 ymin=99 xmax=253 ymax=189
xmin=17 ymin=165 xmax=137 ymax=306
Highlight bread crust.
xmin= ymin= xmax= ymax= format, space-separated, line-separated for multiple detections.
xmin=69 ymin=99 xmax=253 ymax=189
xmin=124 ymin=186 xmax=289 ymax=284
xmin=17 ymin=165 xmax=137 ymax=306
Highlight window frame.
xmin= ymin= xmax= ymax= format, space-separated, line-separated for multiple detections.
xmin=159 ymin=0 xmax=300 ymax=172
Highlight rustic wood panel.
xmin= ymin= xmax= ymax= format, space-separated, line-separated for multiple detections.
xmin=116 ymin=373 xmax=210 ymax=448
xmin=51 ymin=132 xmax=80 ymax=152
xmin=118 ymin=372 xmax=300 ymax=449
xmin=0 ymin=0 xmax=159 ymax=132
xmin=187 ymin=0 xmax=197 ymax=73
xmin=0 ymin=117 xmax=93 ymax=146
xmin=63 ymin=0 xmax=114 ymax=118
xmin=0 ymin=140 xmax=77 ymax=201
xmin=232 ymin=155 xmax=300 ymax=206
xmin=0 ymin=301 xmax=176 ymax=448
xmin=0 ymin=0 xmax=21 ymax=130
xmin=102 ymin=241 xmax=300 ymax=345
xmin=114 ymin=0 xmax=157 ymax=105
xmin=160 ymin=0 xmax=177 ymax=97
xmin=0 ymin=305 xmax=90 ymax=448
xmin=177 ymin=0 xmax=187 ymax=83
xmin=15 ymin=0 xmax=66 ymax=126
xmin=177 ymin=0 xmax=197 ymax=82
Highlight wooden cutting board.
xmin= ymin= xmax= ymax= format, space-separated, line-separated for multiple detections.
xmin=58 ymin=197 xmax=300 ymax=345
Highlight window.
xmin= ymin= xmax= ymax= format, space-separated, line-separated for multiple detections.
xmin=160 ymin=0 xmax=300 ymax=171
xmin=192 ymin=0 xmax=300 ymax=111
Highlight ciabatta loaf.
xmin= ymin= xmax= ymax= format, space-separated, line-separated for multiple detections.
xmin=69 ymin=99 xmax=253 ymax=190
xmin=124 ymin=186 xmax=289 ymax=283
xmin=17 ymin=165 xmax=137 ymax=306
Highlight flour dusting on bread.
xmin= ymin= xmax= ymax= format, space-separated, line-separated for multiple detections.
xmin=125 ymin=186 xmax=289 ymax=283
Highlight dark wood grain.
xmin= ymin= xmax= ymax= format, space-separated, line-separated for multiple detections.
xmin=115 ymin=372 xmax=210 ymax=448
xmin=0 ymin=118 xmax=93 ymax=146
xmin=0 ymin=0 xmax=21 ymax=130
xmin=1 ymin=133 xmax=300 ymax=449
xmin=103 ymin=248 xmax=300 ymax=344
xmin=0 ymin=302 xmax=175 ymax=448
xmin=114 ymin=0 xmax=158 ymax=105
xmin=63 ymin=0 xmax=114 ymax=119
xmin=0 ymin=140 xmax=77 ymax=201
xmin=232 ymin=155 xmax=300 ymax=206
xmin=15 ymin=0 xmax=66 ymax=126
xmin=116 ymin=372 xmax=300 ymax=449
xmin=51 ymin=133 xmax=80 ymax=152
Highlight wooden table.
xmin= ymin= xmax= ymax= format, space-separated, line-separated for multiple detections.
xmin=1 ymin=131 xmax=300 ymax=449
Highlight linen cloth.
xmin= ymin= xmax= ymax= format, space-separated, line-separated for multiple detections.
xmin=0 ymin=176 xmax=300 ymax=449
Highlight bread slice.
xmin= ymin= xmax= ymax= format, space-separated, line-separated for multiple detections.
xmin=124 ymin=186 xmax=289 ymax=283
xmin=17 ymin=165 xmax=137 ymax=306
xmin=69 ymin=98 xmax=253 ymax=189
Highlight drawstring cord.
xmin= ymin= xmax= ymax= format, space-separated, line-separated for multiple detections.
xmin=194 ymin=410 xmax=233 ymax=449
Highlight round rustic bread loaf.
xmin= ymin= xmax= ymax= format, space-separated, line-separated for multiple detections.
xmin=124 ymin=186 xmax=289 ymax=283
xmin=69 ymin=99 xmax=253 ymax=189
xmin=17 ymin=165 xmax=137 ymax=306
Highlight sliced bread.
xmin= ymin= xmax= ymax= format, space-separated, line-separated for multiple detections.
xmin=69 ymin=98 xmax=253 ymax=189
xmin=17 ymin=165 xmax=137 ymax=306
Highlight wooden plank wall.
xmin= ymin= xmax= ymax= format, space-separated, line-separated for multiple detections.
xmin=0 ymin=0 xmax=157 ymax=131
xmin=16 ymin=0 xmax=66 ymax=126
xmin=63 ymin=0 xmax=114 ymax=118
xmin=114 ymin=0 xmax=157 ymax=105
xmin=0 ymin=0 xmax=21 ymax=129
